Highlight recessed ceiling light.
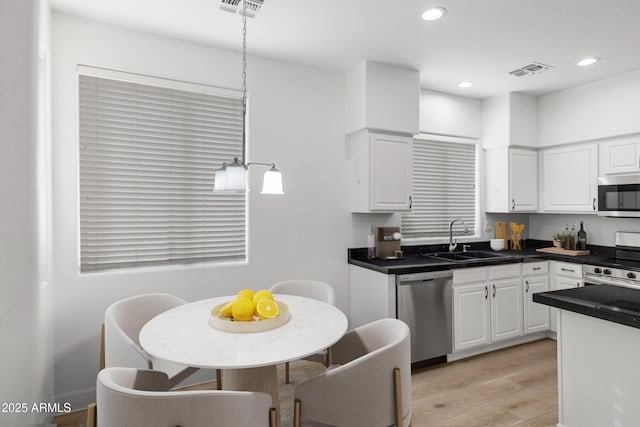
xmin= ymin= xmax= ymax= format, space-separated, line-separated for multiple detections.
xmin=577 ymin=57 xmax=600 ymax=67
xmin=458 ymin=81 xmax=473 ymax=88
xmin=422 ymin=7 xmax=447 ymax=21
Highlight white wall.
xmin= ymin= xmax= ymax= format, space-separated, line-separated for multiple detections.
xmin=420 ymin=89 xmax=481 ymax=139
xmin=0 ymin=0 xmax=54 ymax=425
xmin=51 ymin=14 xmax=348 ymax=408
xmin=539 ymin=68 xmax=640 ymax=146
xmin=529 ymin=214 xmax=640 ymax=247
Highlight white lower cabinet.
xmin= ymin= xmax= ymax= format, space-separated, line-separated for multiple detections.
xmin=549 ymin=261 xmax=583 ymax=334
xmin=453 ymin=265 xmax=523 ymax=353
xmin=453 ymin=281 xmax=491 ymax=351
xmin=491 ymin=277 xmax=524 ymax=342
xmin=523 ymin=261 xmax=550 ymax=334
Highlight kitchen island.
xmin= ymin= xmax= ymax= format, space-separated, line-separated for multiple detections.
xmin=534 ymin=285 xmax=640 ymax=427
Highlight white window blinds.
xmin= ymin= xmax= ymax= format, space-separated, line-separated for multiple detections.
xmin=78 ymin=71 xmax=246 ymax=272
xmin=401 ymin=138 xmax=477 ymax=239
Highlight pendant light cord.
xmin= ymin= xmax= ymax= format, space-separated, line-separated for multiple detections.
xmin=241 ymin=0 xmax=248 ymax=164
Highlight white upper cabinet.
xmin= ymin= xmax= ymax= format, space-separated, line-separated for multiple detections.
xmin=541 ymin=143 xmax=598 ymax=213
xmin=346 ymin=61 xmax=420 ymax=135
xmin=599 ymin=136 xmax=640 ymax=175
xmin=349 ymin=130 xmax=412 ymax=212
xmin=485 ymin=147 xmax=538 ymax=212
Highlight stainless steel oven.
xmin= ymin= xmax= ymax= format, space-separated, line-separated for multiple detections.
xmin=583 ymin=232 xmax=640 ymax=289
xmin=598 ymin=175 xmax=640 ymax=217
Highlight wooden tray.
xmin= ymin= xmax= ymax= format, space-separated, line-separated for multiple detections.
xmin=210 ymin=301 xmax=290 ymax=333
xmin=536 ymin=247 xmax=590 ymax=256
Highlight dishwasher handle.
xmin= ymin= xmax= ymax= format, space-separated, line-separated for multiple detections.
xmin=396 ymin=270 xmax=453 ymax=285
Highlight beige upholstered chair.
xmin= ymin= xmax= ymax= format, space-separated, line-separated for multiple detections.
xmin=293 ymin=318 xmax=412 ymax=427
xmin=103 ymin=293 xmax=221 ymax=389
xmin=90 ymin=367 xmax=276 ymax=427
xmin=269 ymin=280 xmax=336 ymax=383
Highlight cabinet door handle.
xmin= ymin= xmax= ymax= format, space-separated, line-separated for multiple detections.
xmin=561 ymin=268 xmax=575 ymax=273
xmin=492 ymin=284 xmax=496 ymax=298
xmin=593 ymin=197 xmax=596 ymax=211
xmin=409 ymin=195 xmax=412 ymax=209
xmin=512 ymin=198 xmax=516 ymax=210
xmin=525 ymin=280 xmax=529 ymax=292
xmin=484 ymin=286 xmax=488 ymax=299
xmin=532 ymin=267 xmax=541 ymax=271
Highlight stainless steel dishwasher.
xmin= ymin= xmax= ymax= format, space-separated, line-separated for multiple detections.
xmin=396 ymin=270 xmax=453 ymax=365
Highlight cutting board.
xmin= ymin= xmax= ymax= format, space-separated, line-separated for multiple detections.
xmin=536 ymin=247 xmax=590 ymax=256
xmin=495 ymin=221 xmax=507 ymax=248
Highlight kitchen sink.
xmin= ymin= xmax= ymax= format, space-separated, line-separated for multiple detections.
xmin=423 ymin=250 xmax=509 ymax=262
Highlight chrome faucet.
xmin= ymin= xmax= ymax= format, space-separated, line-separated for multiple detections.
xmin=449 ymin=218 xmax=469 ymax=252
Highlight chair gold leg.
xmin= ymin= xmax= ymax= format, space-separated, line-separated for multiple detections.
xmin=269 ymin=407 xmax=277 ymax=427
xmin=325 ymin=346 xmax=332 ymax=367
xmin=285 ymin=361 xmax=290 ymax=384
xmin=216 ymin=369 xmax=222 ymax=390
xmin=99 ymin=323 xmax=105 ymax=371
xmin=87 ymin=402 xmax=97 ymax=427
xmin=294 ymin=399 xmax=301 ymax=427
xmin=393 ymin=367 xmax=403 ymax=427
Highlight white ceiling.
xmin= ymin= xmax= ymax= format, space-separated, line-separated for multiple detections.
xmin=49 ymin=0 xmax=640 ymax=99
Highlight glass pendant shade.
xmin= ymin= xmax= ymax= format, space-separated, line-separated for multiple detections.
xmin=213 ymin=165 xmax=227 ymax=192
xmin=261 ymin=166 xmax=284 ymax=195
xmin=224 ymin=161 xmax=247 ymax=192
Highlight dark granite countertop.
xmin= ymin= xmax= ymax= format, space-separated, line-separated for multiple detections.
xmin=533 ymin=284 xmax=640 ymax=329
xmin=347 ymin=239 xmax=639 ymax=275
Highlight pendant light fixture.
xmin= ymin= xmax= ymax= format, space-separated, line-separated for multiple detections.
xmin=213 ymin=0 xmax=283 ymax=195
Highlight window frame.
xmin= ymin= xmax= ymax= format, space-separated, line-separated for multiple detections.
xmin=76 ymin=65 xmax=249 ymax=273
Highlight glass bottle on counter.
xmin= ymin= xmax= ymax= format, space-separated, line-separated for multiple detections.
xmin=367 ymin=225 xmax=376 ymax=258
xmin=577 ymin=221 xmax=587 ymax=250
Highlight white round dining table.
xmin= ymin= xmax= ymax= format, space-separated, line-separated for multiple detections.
xmin=139 ymin=294 xmax=348 ymax=426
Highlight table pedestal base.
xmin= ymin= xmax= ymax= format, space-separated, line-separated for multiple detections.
xmin=223 ymin=365 xmax=280 ymax=426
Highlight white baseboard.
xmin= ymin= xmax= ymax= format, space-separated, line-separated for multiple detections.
xmin=447 ymin=332 xmax=548 ymax=362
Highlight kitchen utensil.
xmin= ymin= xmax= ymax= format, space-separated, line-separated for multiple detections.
xmin=509 ymin=223 xmax=525 ymax=250
xmin=495 ymin=221 xmax=507 ymax=248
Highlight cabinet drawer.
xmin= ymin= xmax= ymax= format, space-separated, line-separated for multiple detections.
xmin=489 ymin=263 xmax=522 ymax=280
xmin=554 ymin=261 xmax=582 ymax=278
xmin=454 ymin=267 xmax=487 ymax=285
xmin=523 ymin=261 xmax=548 ymax=276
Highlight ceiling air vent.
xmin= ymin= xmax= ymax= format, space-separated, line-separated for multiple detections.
xmin=220 ymin=0 xmax=264 ymax=17
xmin=509 ymin=62 xmax=554 ymax=77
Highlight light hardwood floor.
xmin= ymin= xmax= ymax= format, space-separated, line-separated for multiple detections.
xmin=411 ymin=338 xmax=558 ymax=426
xmin=53 ymin=338 xmax=558 ymax=427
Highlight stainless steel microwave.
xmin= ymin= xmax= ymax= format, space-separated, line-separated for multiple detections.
xmin=598 ymin=175 xmax=640 ymax=217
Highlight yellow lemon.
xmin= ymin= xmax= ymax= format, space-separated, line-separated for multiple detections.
xmin=219 ymin=300 xmax=234 ymax=318
xmin=237 ymin=289 xmax=255 ymax=301
xmin=252 ymin=289 xmax=274 ymax=305
xmin=232 ymin=297 xmax=255 ymax=322
xmin=256 ymin=299 xmax=279 ymax=320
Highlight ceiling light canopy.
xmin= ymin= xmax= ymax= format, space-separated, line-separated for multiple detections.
xmin=422 ymin=7 xmax=447 ymax=21
xmin=458 ymin=81 xmax=472 ymax=88
xmin=577 ymin=57 xmax=600 ymax=67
